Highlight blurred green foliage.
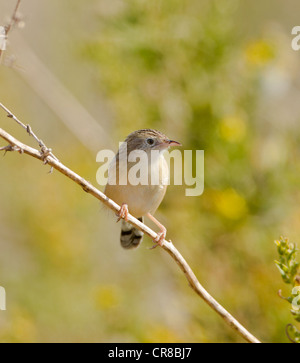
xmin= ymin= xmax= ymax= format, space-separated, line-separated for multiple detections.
xmin=275 ymin=237 xmax=299 ymax=285
xmin=286 ymin=324 xmax=300 ymax=343
xmin=275 ymin=237 xmax=300 ymax=342
xmin=1 ymin=0 xmax=300 ymax=342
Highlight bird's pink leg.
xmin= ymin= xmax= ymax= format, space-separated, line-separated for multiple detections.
xmin=147 ymin=213 xmax=167 ymax=247
xmin=116 ymin=203 xmax=129 ymax=222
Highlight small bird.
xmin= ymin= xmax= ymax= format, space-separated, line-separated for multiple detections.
xmin=104 ymin=129 xmax=181 ymax=249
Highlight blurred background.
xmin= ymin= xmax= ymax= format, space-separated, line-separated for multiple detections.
xmin=0 ymin=0 xmax=299 ymax=343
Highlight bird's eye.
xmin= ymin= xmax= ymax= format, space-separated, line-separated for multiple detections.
xmin=146 ymin=138 xmax=155 ymax=146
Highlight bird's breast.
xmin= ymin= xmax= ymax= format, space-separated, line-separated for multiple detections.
xmin=105 ymin=153 xmax=168 ymax=217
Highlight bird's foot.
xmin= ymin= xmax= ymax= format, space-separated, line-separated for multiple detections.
xmin=149 ymin=227 xmax=167 ymax=249
xmin=146 ymin=213 xmax=167 ymax=249
xmin=116 ymin=203 xmax=129 ymax=222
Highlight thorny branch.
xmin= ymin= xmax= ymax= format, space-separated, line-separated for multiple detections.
xmin=0 ymin=102 xmax=46 ymax=148
xmin=0 ymin=102 xmax=58 ymax=171
xmin=0 ymin=104 xmax=261 ymax=343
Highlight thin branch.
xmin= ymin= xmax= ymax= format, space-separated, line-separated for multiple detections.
xmin=0 ymin=102 xmax=46 ymax=148
xmin=0 ymin=102 xmax=59 ymax=173
xmin=0 ymin=106 xmax=261 ymax=343
xmin=0 ymin=0 xmax=22 ymax=62
xmin=5 ymin=0 xmax=22 ymax=34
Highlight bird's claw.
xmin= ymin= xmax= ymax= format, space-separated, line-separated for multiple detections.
xmin=155 ymin=231 xmax=166 ymax=245
xmin=148 ymin=230 xmax=166 ymax=250
xmin=116 ymin=203 xmax=129 ymax=222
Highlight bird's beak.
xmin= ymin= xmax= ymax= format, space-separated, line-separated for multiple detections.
xmin=167 ymin=139 xmax=182 ymax=147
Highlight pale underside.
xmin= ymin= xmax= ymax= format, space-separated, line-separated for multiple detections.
xmin=104 ymin=153 xmax=169 ymax=217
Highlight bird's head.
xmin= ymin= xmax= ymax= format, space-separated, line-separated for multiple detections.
xmin=125 ymin=129 xmax=181 ymax=153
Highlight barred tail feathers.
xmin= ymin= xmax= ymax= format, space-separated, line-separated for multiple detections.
xmin=120 ymin=217 xmax=144 ymax=249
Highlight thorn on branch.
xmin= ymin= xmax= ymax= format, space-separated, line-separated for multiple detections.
xmin=0 ymin=145 xmax=14 ymax=154
xmin=26 ymin=124 xmax=32 ymax=134
xmin=0 ymin=144 xmax=23 ymax=155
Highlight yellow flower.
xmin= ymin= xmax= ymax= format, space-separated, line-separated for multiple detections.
xmin=245 ymin=40 xmax=275 ymax=66
xmin=214 ymin=189 xmax=248 ymax=220
xmin=219 ymin=116 xmax=247 ymax=143
xmin=93 ymin=285 xmax=121 ymax=310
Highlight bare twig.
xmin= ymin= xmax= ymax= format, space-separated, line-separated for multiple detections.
xmin=0 ymin=0 xmax=22 ymax=63
xmin=0 ymin=102 xmax=46 ymax=148
xmin=0 ymin=102 xmax=59 ymax=172
xmin=0 ymin=105 xmax=261 ymax=343
xmin=5 ymin=0 xmax=22 ymax=34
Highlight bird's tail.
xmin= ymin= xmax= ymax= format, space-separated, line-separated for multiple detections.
xmin=120 ymin=217 xmax=144 ymax=249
